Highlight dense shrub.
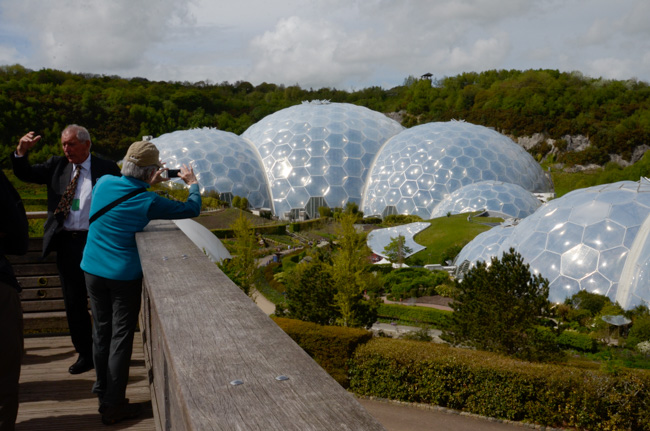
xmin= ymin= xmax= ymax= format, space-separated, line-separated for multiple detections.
xmin=272 ymin=317 xmax=373 ymax=387
xmin=627 ymin=315 xmax=650 ymax=349
xmin=377 ymin=304 xmax=452 ymax=329
xmin=349 ymin=338 xmax=650 ymax=430
xmin=383 ymin=267 xmax=451 ymax=300
xmin=557 ymin=330 xmax=598 ymax=353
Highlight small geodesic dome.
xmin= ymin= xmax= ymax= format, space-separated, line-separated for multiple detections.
xmin=242 ymin=101 xmax=404 ymax=219
xmin=456 ymin=179 xmax=650 ymax=309
xmin=453 ymin=223 xmax=516 ymax=273
xmin=361 ymin=121 xmax=553 ymax=219
xmin=429 ymin=181 xmax=542 ymax=219
xmin=152 ymin=128 xmax=271 ymax=209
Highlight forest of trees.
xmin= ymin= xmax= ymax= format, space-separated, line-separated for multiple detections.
xmin=1 ymin=64 xmax=650 ymax=167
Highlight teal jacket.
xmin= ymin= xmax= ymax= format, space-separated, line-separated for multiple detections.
xmin=81 ymin=175 xmax=201 ymax=280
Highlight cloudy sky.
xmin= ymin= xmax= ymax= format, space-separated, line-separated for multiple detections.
xmin=0 ymin=0 xmax=649 ymax=90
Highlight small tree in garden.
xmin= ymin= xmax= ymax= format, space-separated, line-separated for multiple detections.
xmin=444 ymin=248 xmax=558 ymax=361
xmin=383 ymin=234 xmax=413 ymax=267
xmin=219 ymin=212 xmax=257 ymax=296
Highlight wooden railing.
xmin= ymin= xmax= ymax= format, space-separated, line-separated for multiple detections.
xmin=136 ymin=220 xmax=385 ymax=431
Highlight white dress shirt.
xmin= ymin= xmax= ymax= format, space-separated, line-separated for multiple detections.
xmin=63 ymin=155 xmax=92 ymax=231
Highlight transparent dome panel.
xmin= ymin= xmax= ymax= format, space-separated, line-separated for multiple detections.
xmin=154 ymin=128 xmax=270 ymax=207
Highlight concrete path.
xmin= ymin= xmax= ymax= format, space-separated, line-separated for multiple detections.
xmin=357 ymin=398 xmax=533 ymax=431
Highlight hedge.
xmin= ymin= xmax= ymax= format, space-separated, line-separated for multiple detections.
xmin=287 ymin=217 xmax=327 ymax=233
xmin=557 ymin=330 xmax=598 ymax=353
xmin=211 ymin=223 xmax=288 ymax=239
xmin=377 ymin=303 xmax=452 ymax=329
xmin=349 ymin=338 xmax=650 ymax=430
xmin=272 ymin=317 xmax=373 ymax=388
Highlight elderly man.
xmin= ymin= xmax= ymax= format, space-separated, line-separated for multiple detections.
xmin=11 ymin=125 xmax=121 ymax=374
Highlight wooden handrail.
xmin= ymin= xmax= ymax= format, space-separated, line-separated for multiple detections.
xmin=136 ymin=220 xmax=385 ymax=431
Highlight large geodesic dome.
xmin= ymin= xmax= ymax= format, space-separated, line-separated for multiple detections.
xmin=152 ymin=128 xmax=271 ymax=209
xmin=242 ymin=101 xmax=404 ymax=219
xmin=429 ymin=181 xmax=542 ymax=219
xmin=362 ymin=121 xmax=553 ymax=219
xmin=454 ymin=223 xmax=516 ymax=272
xmin=456 ymin=179 xmax=650 ymax=309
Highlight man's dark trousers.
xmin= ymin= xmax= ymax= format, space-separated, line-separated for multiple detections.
xmin=56 ymin=230 xmax=92 ymax=360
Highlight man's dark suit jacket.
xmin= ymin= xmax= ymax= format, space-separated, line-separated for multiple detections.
xmin=11 ymin=153 xmax=121 ymax=257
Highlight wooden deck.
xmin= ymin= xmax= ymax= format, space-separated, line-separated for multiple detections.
xmin=16 ymin=332 xmax=155 ymax=431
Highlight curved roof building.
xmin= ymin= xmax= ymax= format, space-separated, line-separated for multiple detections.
xmin=242 ymin=101 xmax=404 ymax=219
xmin=362 ymin=121 xmax=553 ymax=219
xmin=429 ymin=181 xmax=542 ymax=219
xmin=456 ymin=179 xmax=650 ymax=309
xmin=153 ymin=128 xmax=271 ymax=209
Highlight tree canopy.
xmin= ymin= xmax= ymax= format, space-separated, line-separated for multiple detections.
xmin=444 ymin=248 xmax=557 ymax=361
xmin=2 ymin=64 xmax=650 ymax=168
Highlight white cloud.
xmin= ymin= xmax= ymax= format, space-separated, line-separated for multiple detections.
xmin=0 ymin=44 xmax=24 ymax=64
xmin=0 ymin=0 xmax=649 ymax=88
xmin=1 ymin=0 xmax=194 ymax=74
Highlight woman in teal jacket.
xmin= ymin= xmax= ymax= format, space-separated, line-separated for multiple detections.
xmin=81 ymin=140 xmax=201 ymax=425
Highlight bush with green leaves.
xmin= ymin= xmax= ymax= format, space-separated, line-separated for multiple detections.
xmin=627 ymin=315 xmax=650 ymax=349
xmin=557 ymin=330 xmax=598 ymax=353
xmin=377 ymin=303 xmax=452 ymax=329
xmin=383 ymin=267 xmax=451 ymax=300
xmin=444 ymin=248 xmax=557 ymax=361
xmin=349 ymin=338 xmax=650 ymax=430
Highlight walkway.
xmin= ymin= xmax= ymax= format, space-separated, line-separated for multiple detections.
xmin=16 ymin=333 xmax=154 ymax=431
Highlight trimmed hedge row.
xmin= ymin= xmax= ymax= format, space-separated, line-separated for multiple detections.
xmin=377 ymin=303 xmax=452 ymax=329
xmin=211 ymin=223 xmax=288 ymax=239
xmin=349 ymin=338 xmax=650 ymax=431
xmin=557 ymin=330 xmax=598 ymax=353
xmin=287 ymin=217 xmax=327 ymax=233
xmin=272 ymin=317 xmax=373 ymax=388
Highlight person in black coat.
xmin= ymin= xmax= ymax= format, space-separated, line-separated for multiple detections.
xmin=11 ymin=125 xmax=121 ymax=374
xmin=0 ymin=168 xmax=29 ymax=431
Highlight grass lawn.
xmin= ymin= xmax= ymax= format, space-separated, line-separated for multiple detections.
xmin=407 ymin=212 xmax=503 ymax=265
xmin=5 ymin=169 xmax=47 ymax=200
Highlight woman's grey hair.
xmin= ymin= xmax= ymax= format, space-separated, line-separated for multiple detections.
xmin=62 ymin=124 xmax=91 ymax=145
xmin=121 ymin=161 xmax=158 ymax=182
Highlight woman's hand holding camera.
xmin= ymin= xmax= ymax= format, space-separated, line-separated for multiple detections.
xmin=179 ymin=164 xmax=198 ymax=185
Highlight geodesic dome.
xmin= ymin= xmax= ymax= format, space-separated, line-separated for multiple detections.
xmin=152 ymin=128 xmax=271 ymax=209
xmin=242 ymin=101 xmax=403 ymax=219
xmin=362 ymin=121 xmax=553 ymax=219
xmin=617 ymin=210 xmax=650 ymax=309
xmin=453 ymin=223 xmax=516 ymax=273
xmin=429 ymin=181 xmax=542 ymax=219
xmin=457 ymin=179 xmax=650 ymax=309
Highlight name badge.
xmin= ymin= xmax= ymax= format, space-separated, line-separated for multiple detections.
xmin=71 ymin=198 xmax=80 ymax=211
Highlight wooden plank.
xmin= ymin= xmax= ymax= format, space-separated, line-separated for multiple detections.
xmin=21 ymin=299 xmax=67 ymax=313
xmin=6 ymin=252 xmax=56 ymax=265
xmin=19 ymin=287 xmax=63 ymax=300
xmin=16 ymin=333 xmax=155 ymax=430
xmin=22 ymin=312 xmax=69 ymax=332
xmin=17 ymin=276 xmax=61 ymax=289
xmin=14 ymin=264 xmax=59 ymax=277
xmin=137 ymin=220 xmax=385 ymax=431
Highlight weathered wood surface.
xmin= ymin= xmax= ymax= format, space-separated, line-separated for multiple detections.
xmin=9 ymin=238 xmax=69 ymax=331
xmin=137 ymin=220 xmax=386 ymax=431
xmin=16 ymin=332 xmax=155 ymax=431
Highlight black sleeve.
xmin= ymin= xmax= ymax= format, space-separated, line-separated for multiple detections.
xmin=0 ymin=169 xmax=29 ymax=256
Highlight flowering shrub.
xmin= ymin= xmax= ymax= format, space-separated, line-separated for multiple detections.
xmin=637 ymin=340 xmax=650 ymax=355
